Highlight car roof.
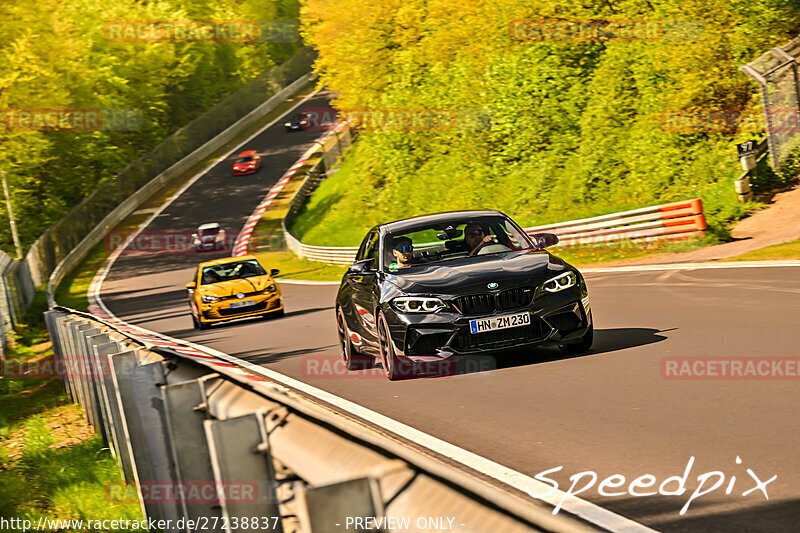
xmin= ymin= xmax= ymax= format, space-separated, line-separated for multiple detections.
xmin=380 ymin=210 xmax=504 ymax=233
xmin=197 ymin=222 xmax=219 ymax=231
xmin=236 ymin=150 xmax=257 ymax=157
xmin=198 ymin=255 xmax=259 ymax=268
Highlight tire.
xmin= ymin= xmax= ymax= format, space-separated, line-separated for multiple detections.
xmin=377 ymin=313 xmax=404 ymax=380
xmin=336 ymin=307 xmax=360 ymax=371
xmin=265 ymin=308 xmax=284 ymax=319
xmin=196 ymin=314 xmax=210 ymax=330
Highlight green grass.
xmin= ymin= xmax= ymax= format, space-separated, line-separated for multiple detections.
xmin=1 ymin=310 xmax=142 ymax=529
xmin=289 ymin=153 xmax=376 ymax=246
xmin=555 ymin=237 xmax=709 ymax=266
xmin=728 ymin=238 xmax=800 ymax=261
xmin=256 ymin=251 xmax=347 ymax=281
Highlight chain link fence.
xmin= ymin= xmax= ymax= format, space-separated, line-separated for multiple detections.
xmin=741 ymin=37 xmax=800 ymax=168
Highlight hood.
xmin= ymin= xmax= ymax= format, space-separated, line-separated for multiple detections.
xmin=198 ymin=275 xmax=271 ymax=298
xmin=385 ymin=251 xmax=566 ymax=296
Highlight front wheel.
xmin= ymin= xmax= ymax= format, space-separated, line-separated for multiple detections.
xmin=336 ymin=307 xmax=360 ymax=371
xmin=194 ymin=314 xmax=210 ymax=330
xmin=377 ymin=313 xmax=405 ymax=380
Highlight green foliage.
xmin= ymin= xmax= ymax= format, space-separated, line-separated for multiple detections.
xmin=295 ymin=0 xmax=800 ymax=246
xmin=0 ymin=0 xmax=302 ymax=254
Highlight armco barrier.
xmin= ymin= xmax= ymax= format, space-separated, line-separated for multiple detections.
xmin=523 ymin=199 xmax=707 ymax=246
xmin=42 ymin=306 xmax=601 ymax=532
xmin=279 ymin=197 xmax=707 ymax=265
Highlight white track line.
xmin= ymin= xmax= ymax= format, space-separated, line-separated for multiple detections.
xmin=581 ymin=260 xmax=800 ymax=273
xmin=86 ymin=89 xmax=664 ymax=532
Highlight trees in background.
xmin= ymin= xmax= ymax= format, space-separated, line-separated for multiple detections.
xmin=299 ymin=0 xmax=800 ymax=241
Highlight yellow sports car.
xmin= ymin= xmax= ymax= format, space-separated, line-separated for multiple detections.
xmin=186 ymin=255 xmax=283 ymax=329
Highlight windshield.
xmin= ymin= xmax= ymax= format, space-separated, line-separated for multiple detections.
xmin=235 ymin=156 xmax=253 ymax=164
xmin=201 ymin=259 xmax=266 ymax=285
xmin=382 ymin=215 xmax=534 ymax=271
xmin=198 ymin=228 xmax=218 ymax=237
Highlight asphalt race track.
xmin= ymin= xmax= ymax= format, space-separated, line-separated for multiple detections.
xmin=99 ymin=95 xmax=800 ymax=532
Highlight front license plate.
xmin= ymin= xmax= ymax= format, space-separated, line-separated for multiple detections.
xmin=229 ymin=300 xmax=256 ymax=309
xmin=470 ymin=311 xmax=531 ymax=334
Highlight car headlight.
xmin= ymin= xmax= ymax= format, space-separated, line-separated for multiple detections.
xmin=392 ymin=297 xmax=446 ymax=313
xmin=264 ymin=284 xmax=277 ymax=293
xmin=201 ymin=294 xmax=221 ymax=303
xmin=542 ymin=271 xmax=577 ymax=293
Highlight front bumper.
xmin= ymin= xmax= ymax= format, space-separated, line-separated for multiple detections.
xmin=233 ymin=167 xmax=257 ymax=175
xmin=384 ymin=286 xmax=591 ymax=359
xmin=200 ymin=295 xmax=282 ymax=323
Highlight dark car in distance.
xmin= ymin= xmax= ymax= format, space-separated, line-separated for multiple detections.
xmin=335 ymin=210 xmax=593 ymax=380
xmin=284 ymin=111 xmax=309 ymax=132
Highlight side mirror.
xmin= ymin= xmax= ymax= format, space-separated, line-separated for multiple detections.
xmin=185 ymin=282 xmax=196 ymax=290
xmin=347 ymin=258 xmax=374 ymax=275
xmin=531 ymin=233 xmax=559 ymax=249
xmin=270 ymin=268 xmax=280 ymax=277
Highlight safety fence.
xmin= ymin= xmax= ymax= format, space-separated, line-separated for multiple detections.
xmin=281 ymin=197 xmax=707 ymax=266
xmin=0 ymin=250 xmax=36 ymax=359
xmin=40 ymin=306 xmax=597 ymax=533
xmin=741 ymin=36 xmax=800 ymax=169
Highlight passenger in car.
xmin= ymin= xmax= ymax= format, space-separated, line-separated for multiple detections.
xmin=464 ymin=223 xmax=497 ymax=256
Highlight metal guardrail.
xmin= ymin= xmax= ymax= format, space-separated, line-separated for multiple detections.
xmin=280 ymin=195 xmax=707 ymax=265
xmin=42 ymin=306 xmax=599 ymax=533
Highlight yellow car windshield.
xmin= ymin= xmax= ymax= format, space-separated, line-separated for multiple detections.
xmin=201 ymin=260 xmax=266 ymax=285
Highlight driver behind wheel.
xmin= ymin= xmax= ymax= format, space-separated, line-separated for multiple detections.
xmin=464 ymin=223 xmax=497 ymax=256
xmin=389 ymin=236 xmax=414 ymax=270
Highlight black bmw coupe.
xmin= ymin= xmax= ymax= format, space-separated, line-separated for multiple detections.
xmin=335 ymin=210 xmax=593 ymax=380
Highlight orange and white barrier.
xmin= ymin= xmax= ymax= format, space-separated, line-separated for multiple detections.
xmin=524 ymin=199 xmax=706 ymax=246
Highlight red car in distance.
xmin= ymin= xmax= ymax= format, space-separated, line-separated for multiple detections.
xmin=232 ymin=150 xmax=262 ymax=175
